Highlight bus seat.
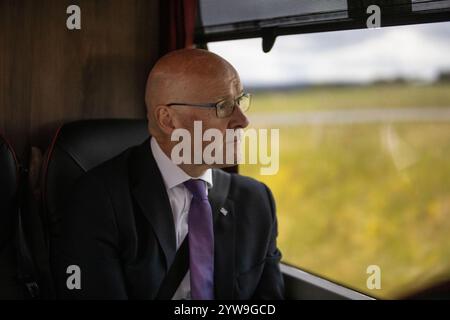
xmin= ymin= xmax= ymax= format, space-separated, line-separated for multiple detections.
xmin=41 ymin=119 xmax=148 ymax=238
xmin=0 ymin=135 xmax=24 ymax=299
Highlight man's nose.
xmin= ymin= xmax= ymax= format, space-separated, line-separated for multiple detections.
xmin=230 ymin=105 xmax=249 ymax=129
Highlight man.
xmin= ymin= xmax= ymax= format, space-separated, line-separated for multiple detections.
xmin=51 ymin=49 xmax=284 ymax=299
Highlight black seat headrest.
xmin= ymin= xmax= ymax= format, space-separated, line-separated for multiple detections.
xmin=42 ymin=119 xmax=149 ymax=225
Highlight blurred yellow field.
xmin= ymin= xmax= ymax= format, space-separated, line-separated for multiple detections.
xmin=251 ymin=83 xmax=450 ymax=112
xmin=241 ymin=83 xmax=450 ymax=298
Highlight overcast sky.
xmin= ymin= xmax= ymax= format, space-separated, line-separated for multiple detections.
xmin=209 ymin=22 xmax=450 ymax=86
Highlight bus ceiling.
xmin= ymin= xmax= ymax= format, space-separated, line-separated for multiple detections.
xmin=194 ymin=0 xmax=450 ymax=53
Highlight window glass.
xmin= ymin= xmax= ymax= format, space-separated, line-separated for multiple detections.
xmin=210 ymin=21 xmax=450 ymax=299
xmin=199 ymin=0 xmax=348 ymax=26
xmin=198 ymin=0 xmax=348 ymax=36
xmin=412 ymin=0 xmax=450 ymax=12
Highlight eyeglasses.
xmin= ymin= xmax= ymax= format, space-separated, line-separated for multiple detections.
xmin=166 ymin=93 xmax=251 ymax=118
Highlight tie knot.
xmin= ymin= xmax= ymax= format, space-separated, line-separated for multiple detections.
xmin=184 ymin=179 xmax=208 ymax=200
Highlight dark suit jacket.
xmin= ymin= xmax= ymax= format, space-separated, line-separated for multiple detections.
xmin=50 ymin=139 xmax=284 ymax=299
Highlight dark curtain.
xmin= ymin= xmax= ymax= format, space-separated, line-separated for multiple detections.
xmin=159 ymin=0 xmax=198 ymax=56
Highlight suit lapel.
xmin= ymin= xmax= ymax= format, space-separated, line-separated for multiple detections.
xmin=130 ymin=139 xmax=177 ymax=270
xmin=129 ymin=140 xmax=236 ymax=298
xmin=209 ymin=170 xmax=236 ymax=300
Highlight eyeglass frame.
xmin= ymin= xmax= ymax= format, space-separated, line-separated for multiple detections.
xmin=165 ymin=92 xmax=251 ymax=118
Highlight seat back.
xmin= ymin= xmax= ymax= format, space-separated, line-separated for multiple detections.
xmin=42 ymin=119 xmax=148 ymax=240
xmin=0 ymin=135 xmax=23 ymax=299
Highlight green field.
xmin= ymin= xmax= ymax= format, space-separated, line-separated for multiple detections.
xmin=252 ymin=83 xmax=450 ymax=112
xmin=241 ymin=83 xmax=450 ymax=299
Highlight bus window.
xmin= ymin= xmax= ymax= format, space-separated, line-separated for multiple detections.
xmin=210 ymin=21 xmax=450 ymax=299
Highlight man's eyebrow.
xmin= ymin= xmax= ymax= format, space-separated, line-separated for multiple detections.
xmin=214 ymin=94 xmax=232 ymax=101
xmin=213 ymin=89 xmax=244 ymax=102
xmin=219 ymin=93 xmax=243 ymax=101
xmin=233 ymin=91 xmax=244 ymax=99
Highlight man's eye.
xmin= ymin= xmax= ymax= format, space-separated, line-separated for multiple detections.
xmin=216 ymin=101 xmax=225 ymax=110
xmin=223 ymin=100 xmax=235 ymax=109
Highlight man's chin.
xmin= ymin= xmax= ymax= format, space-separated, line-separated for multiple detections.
xmin=210 ymin=162 xmax=238 ymax=169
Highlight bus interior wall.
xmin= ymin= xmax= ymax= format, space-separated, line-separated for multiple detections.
xmin=0 ymin=0 xmax=160 ymax=162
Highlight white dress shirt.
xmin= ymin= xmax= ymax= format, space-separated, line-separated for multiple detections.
xmin=150 ymin=137 xmax=213 ymax=300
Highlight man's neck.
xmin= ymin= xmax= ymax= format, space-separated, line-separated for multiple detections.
xmin=155 ymin=137 xmax=209 ymax=178
xmin=177 ymin=163 xmax=209 ymax=178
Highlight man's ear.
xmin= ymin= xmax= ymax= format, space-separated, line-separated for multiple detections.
xmin=154 ymin=105 xmax=175 ymax=136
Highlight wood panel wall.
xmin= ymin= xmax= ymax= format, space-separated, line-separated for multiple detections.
xmin=0 ymin=0 xmax=159 ymax=161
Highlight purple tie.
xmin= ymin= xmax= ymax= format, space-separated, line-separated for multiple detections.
xmin=184 ymin=179 xmax=215 ymax=300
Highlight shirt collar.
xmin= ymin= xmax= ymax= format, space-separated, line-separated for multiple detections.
xmin=150 ymin=137 xmax=213 ymax=190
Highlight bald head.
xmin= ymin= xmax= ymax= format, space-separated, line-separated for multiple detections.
xmin=143 ymin=48 xmax=249 ymax=176
xmin=145 ymin=49 xmax=242 ymax=136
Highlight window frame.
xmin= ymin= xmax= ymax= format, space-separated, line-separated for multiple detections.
xmin=195 ymin=0 xmax=450 ymax=46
